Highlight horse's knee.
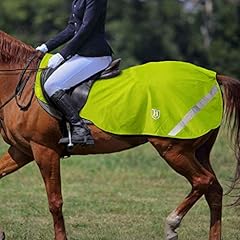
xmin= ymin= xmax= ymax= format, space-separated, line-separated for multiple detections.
xmin=49 ymin=197 xmax=63 ymax=215
xmin=192 ymin=173 xmax=215 ymax=193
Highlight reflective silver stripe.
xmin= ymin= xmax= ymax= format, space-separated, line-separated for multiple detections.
xmin=168 ymin=85 xmax=218 ymax=136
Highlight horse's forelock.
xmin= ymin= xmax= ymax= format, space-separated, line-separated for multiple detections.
xmin=0 ymin=31 xmax=35 ymax=64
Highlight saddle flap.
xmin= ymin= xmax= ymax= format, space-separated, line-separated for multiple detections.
xmin=70 ymin=79 xmax=95 ymax=111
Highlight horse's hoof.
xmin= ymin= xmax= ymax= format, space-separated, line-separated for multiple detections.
xmin=0 ymin=231 xmax=5 ymax=240
xmin=167 ymin=235 xmax=178 ymax=240
xmin=166 ymin=230 xmax=178 ymax=240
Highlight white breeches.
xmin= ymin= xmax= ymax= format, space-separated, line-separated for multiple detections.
xmin=44 ymin=54 xmax=112 ymax=97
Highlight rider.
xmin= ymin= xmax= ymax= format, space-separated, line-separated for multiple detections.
xmin=36 ymin=0 xmax=113 ymax=145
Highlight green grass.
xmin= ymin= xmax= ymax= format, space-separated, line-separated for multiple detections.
xmin=0 ymin=129 xmax=239 ymax=239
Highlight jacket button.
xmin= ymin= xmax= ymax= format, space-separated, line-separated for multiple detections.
xmin=73 ymin=14 xmax=75 ymax=17
xmin=74 ymin=22 xmax=77 ymax=26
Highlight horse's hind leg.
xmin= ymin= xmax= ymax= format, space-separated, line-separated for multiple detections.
xmin=31 ymin=142 xmax=67 ymax=240
xmin=196 ymin=129 xmax=222 ymax=240
xmin=0 ymin=146 xmax=33 ymax=240
xmin=149 ymin=136 xmax=217 ymax=240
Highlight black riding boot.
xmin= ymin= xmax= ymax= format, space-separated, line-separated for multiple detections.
xmin=50 ymin=90 xmax=94 ymax=145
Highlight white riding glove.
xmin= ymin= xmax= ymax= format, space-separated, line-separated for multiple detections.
xmin=35 ymin=44 xmax=48 ymax=53
xmin=48 ymin=53 xmax=65 ymax=68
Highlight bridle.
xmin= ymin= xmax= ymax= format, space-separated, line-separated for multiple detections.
xmin=0 ymin=52 xmax=47 ymax=111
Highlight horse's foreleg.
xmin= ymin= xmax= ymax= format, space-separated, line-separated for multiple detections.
xmin=31 ymin=143 xmax=67 ymax=240
xmin=149 ymin=137 xmax=216 ymax=240
xmin=0 ymin=146 xmax=33 ymax=240
xmin=0 ymin=146 xmax=32 ymax=179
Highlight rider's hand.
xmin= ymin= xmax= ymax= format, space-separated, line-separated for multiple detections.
xmin=48 ymin=53 xmax=65 ymax=68
xmin=35 ymin=44 xmax=48 ymax=53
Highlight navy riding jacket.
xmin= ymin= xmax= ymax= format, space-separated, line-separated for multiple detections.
xmin=45 ymin=0 xmax=112 ymax=59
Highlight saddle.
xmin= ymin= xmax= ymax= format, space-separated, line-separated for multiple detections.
xmin=39 ymin=58 xmax=121 ymax=120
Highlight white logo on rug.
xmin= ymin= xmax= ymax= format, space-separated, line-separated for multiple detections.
xmin=151 ymin=109 xmax=160 ymax=120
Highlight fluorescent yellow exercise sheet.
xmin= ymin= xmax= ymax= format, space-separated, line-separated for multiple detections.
xmin=35 ymin=56 xmax=223 ymax=139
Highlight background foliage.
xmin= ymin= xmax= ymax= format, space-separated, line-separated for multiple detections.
xmin=0 ymin=0 xmax=239 ymax=76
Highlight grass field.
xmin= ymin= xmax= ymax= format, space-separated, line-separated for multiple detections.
xmin=0 ymin=129 xmax=239 ymax=239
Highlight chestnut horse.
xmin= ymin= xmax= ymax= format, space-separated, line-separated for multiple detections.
xmin=0 ymin=31 xmax=240 ymax=240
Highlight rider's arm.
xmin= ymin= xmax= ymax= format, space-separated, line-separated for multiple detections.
xmin=45 ymin=17 xmax=75 ymax=52
xmin=60 ymin=0 xmax=102 ymax=59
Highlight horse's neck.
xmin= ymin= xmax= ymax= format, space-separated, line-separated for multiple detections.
xmin=0 ymin=61 xmax=36 ymax=107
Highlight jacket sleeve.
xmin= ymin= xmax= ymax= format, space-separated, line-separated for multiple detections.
xmin=45 ymin=17 xmax=75 ymax=52
xmin=60 ymin=0 xmax=102 ymax=59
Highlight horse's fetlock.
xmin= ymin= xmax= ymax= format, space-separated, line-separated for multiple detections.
xmin=166 ymin=211 xmax=182 ymax=229
xmin=165 ymin=211 xmax=181 ymax=240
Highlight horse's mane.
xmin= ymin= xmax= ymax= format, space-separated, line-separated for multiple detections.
xmin=0 ymin=31 xmax=35 ymax=64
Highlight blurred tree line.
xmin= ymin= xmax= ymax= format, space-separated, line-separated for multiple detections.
xmin=0 ymin=0 xmax=239 ymax=76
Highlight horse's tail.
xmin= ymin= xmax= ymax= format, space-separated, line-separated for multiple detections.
xmin=217 ymin=74 xmax=240 ymax=203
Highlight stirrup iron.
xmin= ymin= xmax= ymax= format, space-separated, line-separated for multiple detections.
xmin=67 ymin=122 xmax=74 ymax=149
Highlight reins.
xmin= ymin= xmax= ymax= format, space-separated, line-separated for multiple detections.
xmin=0 ymin=68 xmax=46 ymax=75
xmin=0 ymin=52 xmax=46 ymax=111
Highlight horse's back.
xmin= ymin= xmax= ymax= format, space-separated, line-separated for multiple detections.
xmin=129 ymin=61 xmax=217 ymax=84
